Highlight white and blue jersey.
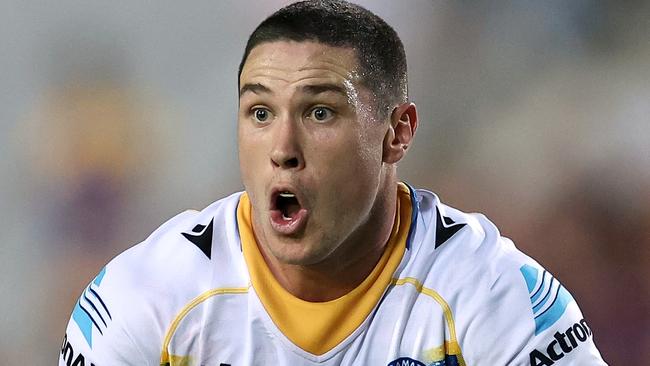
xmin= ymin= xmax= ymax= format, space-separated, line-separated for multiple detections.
xmin=59 ymin=184 xmax=606 ymax=365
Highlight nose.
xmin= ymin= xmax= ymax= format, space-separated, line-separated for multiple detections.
xmin=270 ymin=117 xmax=305 ymax=170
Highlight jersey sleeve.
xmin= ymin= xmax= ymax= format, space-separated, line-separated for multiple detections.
xmin=57 ymin=209 xmax=207 ymax=366
xmin=58 ymin=266 xmax=152 ymax=366
xmin=458 ymin=239 xmax=607 ymax=365
xmin=56 ymin=200 xmax=241 ymax=366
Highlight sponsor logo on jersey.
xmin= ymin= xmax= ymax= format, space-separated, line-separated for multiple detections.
xmin=520 ymin=264 xmax=574 ymax=335
xmin=434 ymin=206 xmax=466 ymax=248
xmin=387 ymin=357 xmax=426 ymax=366
xmin=61 ymin=333 xmax=96 ymax=366
xmin=72 ymin=267 xmax=112 ymax=348
xmin=182 ymin=218 xmax=214 ymax=259
xmin=529 ymin=319 xmax=593 ymax=366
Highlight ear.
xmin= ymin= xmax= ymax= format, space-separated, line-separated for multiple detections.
xmin=382 ymin=102 xmax=418 ymax=164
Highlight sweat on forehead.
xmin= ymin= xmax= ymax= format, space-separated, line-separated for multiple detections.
xmin=240 ymin=41 xmax=388 ymax=121
xmin=240 ymin=41 xmax=359 ymax=82
xmin=238 ymin=0 xmax=409 ymax=116
xmin=238 ymin=41 xmax=371 ymax=113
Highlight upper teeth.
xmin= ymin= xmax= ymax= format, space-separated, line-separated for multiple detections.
xmin=279 ymin=192 xmax=295 ymax=198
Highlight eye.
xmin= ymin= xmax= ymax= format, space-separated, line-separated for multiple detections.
xmin=252 ymin=107 xmax=272 ymax=123
xmin=308 ymin=106 xmax=334 ymax=122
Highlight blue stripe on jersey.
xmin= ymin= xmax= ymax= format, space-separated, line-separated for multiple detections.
xmin=88 ymin=286 xmax=112 ymax=320
xmin=532 ymin=277 xmax=555 ymax=313
xmin=83 ymin=289 xmax=107 ymax=327
xmin=530 ymin=271 xmax=547 ymax=304
xmin=520 ymin=264 xmax=575 ymax=335
xmin=93 ymin=266 xmax=106 ymax=286
xmin=72 ymin=300 xmax=94 ymax=347
xmin=520 ymin=264 xmax=538 ymax=292
xmin=72 ymin=267 xmax=110 ymax=348
xmin=534 ymin=285 xmax=573 ymax=335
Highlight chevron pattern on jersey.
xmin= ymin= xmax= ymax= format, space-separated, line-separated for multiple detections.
xmin=72 ymin=267 xmax=112 ymax=348
xmin=520 ymin=264 xmax=575 ymax=335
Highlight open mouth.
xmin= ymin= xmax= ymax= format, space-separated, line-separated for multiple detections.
xmin=276 ymin=191 xmax=301 ymax=220
xmin=269 ymin=189 xmax=308 ymax=234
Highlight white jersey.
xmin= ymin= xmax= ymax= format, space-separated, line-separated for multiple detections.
xmin=59 ymin=184 xmax=606 ymax=366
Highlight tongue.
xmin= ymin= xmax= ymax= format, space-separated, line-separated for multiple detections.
xmin=281 ymin=199 xmax=301 ymax=219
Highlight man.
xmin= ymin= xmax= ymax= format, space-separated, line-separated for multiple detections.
xmin=59 ymin=1 xmax=606 ymax=365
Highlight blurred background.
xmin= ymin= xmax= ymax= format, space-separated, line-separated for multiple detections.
xmin=1 ymin=0 xmax=648 ymax=364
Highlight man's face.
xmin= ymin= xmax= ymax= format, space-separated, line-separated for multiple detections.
xmin=238 ymin=41 xmax=391 ymax=266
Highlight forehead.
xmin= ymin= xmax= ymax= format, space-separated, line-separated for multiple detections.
xmin=240 ymin=41 xmax=361 ymax=89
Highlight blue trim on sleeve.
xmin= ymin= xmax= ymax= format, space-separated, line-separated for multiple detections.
xmin=520 ymin=264 xmax=538 ymax=293
xmin=533 ymin=278 xmax=555 ymax=313
xmin=72 ymin=267 xmax=111 ymax=348
xmin=534 ymin=285 xmax=573 ymax=335
xmin=520 ymin=264 xmax=576 ymax=335
xmin=93 ymin=267 xmax=106 ymax=286
xmin=530 ymin=271 xmax=548 ymax=304
xmin=72 ymin=301 xmax=94 ymax=347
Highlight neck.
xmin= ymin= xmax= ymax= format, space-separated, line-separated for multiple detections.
xmin=261 ymin=178 xmax=398 ymax=302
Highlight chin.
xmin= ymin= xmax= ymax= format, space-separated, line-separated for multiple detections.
xmin=268 ymin=237 xmax=329 ymax=266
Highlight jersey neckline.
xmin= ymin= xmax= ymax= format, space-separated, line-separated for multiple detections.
xmin=237 ymin=183 xmax=412 ymax=355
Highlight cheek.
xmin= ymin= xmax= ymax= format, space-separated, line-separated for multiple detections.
xmin=238 ymin=130 xmax=262 ymax=187
xmin=314 ymin=123 xmax=381 ymax=162
xmin=331 ymin=128 xmax=383 ymax=176
xmin=310 ymin=128 xmax=383 ymax=200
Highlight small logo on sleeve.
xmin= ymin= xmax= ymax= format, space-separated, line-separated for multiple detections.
xmin=72 ymin=267 xmax=112 ymax=348
xmin=61 ymin=333 xmax=96 ymax=366
xmin=520 ymin=264 xmax=575 ymax=335
xmin=529 ymin=319 xmax=593 ymax=366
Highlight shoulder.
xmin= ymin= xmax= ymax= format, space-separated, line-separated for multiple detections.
xmin=400 ymin=187 xmax=606 ymax=364
xmin=109 ymin=190 xmax=247 ymax=291
xmin=106 ymin=190 xmax=246 ymax=300
xmin=400 ymin=188 xmax=537 ymax=332
xmin=403 ymin=187 xmax=517 ymax=280
xmin=60 ymin=191 xmax=248 ymax=365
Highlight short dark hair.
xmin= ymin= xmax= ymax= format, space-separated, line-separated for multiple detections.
xmin=238 ymin=0 xmax=408 ymax=118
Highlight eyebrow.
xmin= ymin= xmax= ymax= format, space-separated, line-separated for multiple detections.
xmin=239 ymin=83 xmax=271 ymax=98
xmin=239 ymin=82 xmax=350 ymax=99
xmin=300 ymin=83 xmax=348 ymax=97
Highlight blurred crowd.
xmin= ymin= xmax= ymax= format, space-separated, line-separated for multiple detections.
xmin=1 ymin=1 xmax=648 ymax=364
